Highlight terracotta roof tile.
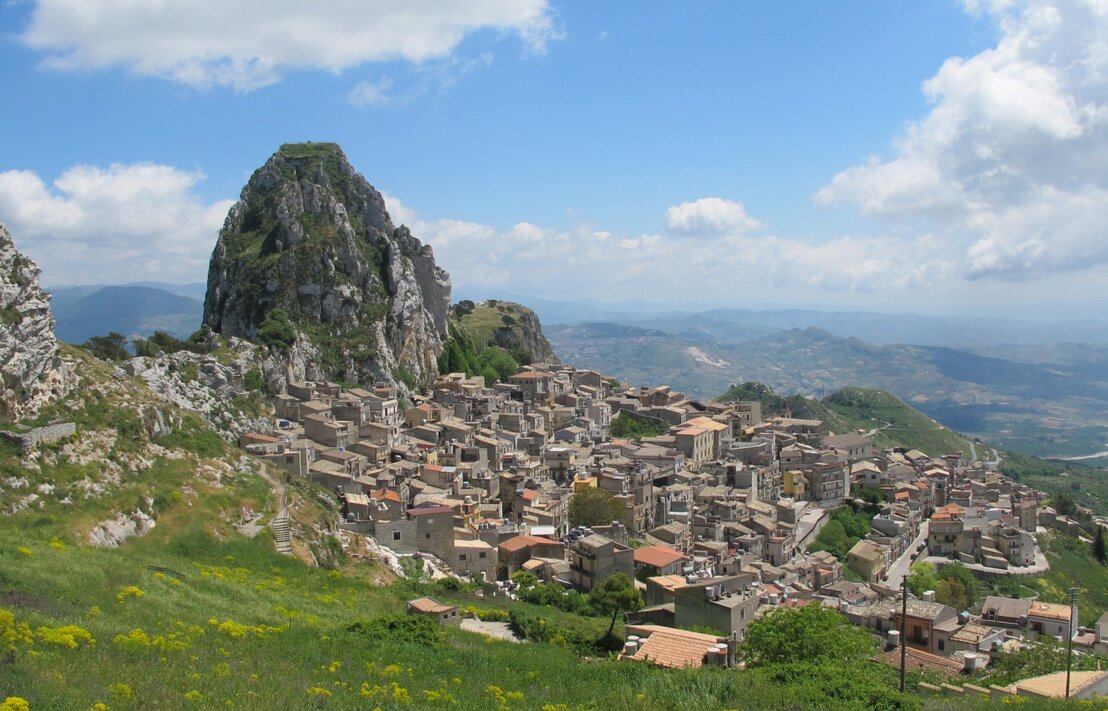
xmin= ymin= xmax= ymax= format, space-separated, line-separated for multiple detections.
xmin=634 ymin=546 xmax=688 ymax=569
xmin=628 ymin=626 xmax=723 ymax=669
xmin=873 ymin=647 xmax=963 ymax=676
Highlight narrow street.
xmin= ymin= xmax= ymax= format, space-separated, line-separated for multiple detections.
xmin=883 ymin=520 xmax=929 ymax=590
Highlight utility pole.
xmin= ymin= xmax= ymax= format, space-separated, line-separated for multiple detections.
xmin=1066 ymin=586 xmax=1079 ymax=700
xmin=900 ymin=574 xmax=908 ymax=693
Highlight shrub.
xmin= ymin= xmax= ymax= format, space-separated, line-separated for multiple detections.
xmin=257 ymin=309 xmax=297 ymax=350
xmin=82 ymin=332 xmax=130 ymax=361
xmin=346 ymin=613 xmax=444 ymax=647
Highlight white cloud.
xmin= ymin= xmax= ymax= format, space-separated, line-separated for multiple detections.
xmin=0 ymin=163 xmax=233 ymax=285
xmin=664 ymin=197 xmax=766 ymax=235
xmin=388 ymin=195 xmax=947 ymax=300
xmin=815 ymin=0 xmax=1108 ymax=281
xmin=348 ymin=78 xmax=395 ymax=107
xmin=21 ymin=0 xmax=558 ymax=91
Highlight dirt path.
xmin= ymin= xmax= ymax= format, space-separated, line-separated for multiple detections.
xmin=236 ymin=461 xmax=292 ymax=554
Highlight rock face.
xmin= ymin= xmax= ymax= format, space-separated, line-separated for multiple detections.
xmin=455 ymin=299 xmax=561 ymax=365
xmin=0 ymin=223 xmax=72 ymax=422
xmin=203 ymin=143 xmax=451 ymax=389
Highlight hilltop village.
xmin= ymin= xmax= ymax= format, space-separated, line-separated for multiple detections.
xmin=238 ymin=362 xmax=1103 ymax=688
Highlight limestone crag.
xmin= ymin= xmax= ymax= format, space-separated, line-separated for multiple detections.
xmin=122 ymin=338 xmax=275 ymax=438
xmin=203 ymin=143 xmax=451 ymax=390
xmin=0 ymin=223 xmax=73 ymax=421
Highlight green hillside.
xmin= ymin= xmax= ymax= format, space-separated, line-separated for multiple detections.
xmin=823 ymin=387 xmax=976 ymax=456
xmin=0 ymin=352 xmax=946 ymax=710
xmin=718 ymin=382 xmax=976 ymax=456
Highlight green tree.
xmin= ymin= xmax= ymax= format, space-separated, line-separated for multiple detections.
xmin=569 ymin=487 xmax=626 ymax=528
xmin=1094 ymin=527 xmax=1107 ymax=565
xmin=256 ymin=309 xmax=296 ymax=350
xmin=741 ymin=604 xmax=877 ymax=667
xmin=906 ymin=562 xmax=941 ymax=598
xmin=982 ymin=636 xmax=1101 ymax=686
xmin=589 ymin=573 xmax=642 ymax=637
xmin=934 ymin=562 xmax=977 ymax=611
xmin=82 ymin=332 xmax=130 ymax=361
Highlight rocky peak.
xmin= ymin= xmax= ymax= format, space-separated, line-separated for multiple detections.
xmin=203 ymin=143 xmax=451 ymax=389
xmin=453 ymin=299 xmax=560 ymax=366
xmin=0 ymin=223 xmax=73 ymax=421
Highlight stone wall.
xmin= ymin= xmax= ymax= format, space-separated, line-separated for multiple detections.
xmin=0 ymin=422 xmax=76 ymax=453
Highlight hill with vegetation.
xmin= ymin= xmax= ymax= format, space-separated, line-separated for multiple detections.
xmin=453 ymin=299 xmax=560 ymax=365
xmin=0 ymin=351 xmax=942 ymax=710
xmin=717 ymin=382 xmax=977 ymax=456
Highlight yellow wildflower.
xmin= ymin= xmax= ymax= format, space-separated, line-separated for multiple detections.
xmin=184 ymin=690 xmax=202 ymax=702
xmin=115 ymin=586 xmax=144 ymax=603
xmin=109 ymin=683 xmax=134 ymax=700
xmin=48 ymin=537 xmax=66 ymax=550
xmin=15 ymin=547 xmax=31 ymax=556
xmin=0 ymin=698 xmax=30 ymax=711
xmin=36 ymin=624 xmax=95 ymax=649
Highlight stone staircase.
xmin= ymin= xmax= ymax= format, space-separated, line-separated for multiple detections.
xmin=271 ymin=512 xmax=292 ymax=555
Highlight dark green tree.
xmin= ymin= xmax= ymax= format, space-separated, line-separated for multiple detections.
xmin=82 ymin=332 xmax=130 ymax=361
xmin=1094 ymin=526 xmax=1107 ymax=564
xmin=256 ymin=309 xmax=296 ymax=350
xmin=905 ymin=562 xmax=941 ymax=598
xmin=589 ymin=572 xmax=642 ymax=637
xmin=741 ymin=604 xmax=877 ymax=667
xmin=934 ymin=562 xmax=978 ymax=611
xmin=568 ymin=487 xmax=626 ymax=528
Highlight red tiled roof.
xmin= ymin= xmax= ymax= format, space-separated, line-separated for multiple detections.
xmin=628 ymin=625 xmax=723 ymax=669
xmin=498 ymin=535 xmax=564 ymax=553
xmin=371 ymin=488 xmax=401 ymax=504
xmin=873 ymin=647 xmax=963 ymax=676
xmin=409 ymin=506 xmax=453 ymax=517
xmin=407 ymin=596 xmax=456 ymax=614
xmin=634 ymin=545 xmax=688 ymax=569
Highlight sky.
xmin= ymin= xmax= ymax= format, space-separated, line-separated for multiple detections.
xmin=1 ymin=0 xmax=1107 ymax=320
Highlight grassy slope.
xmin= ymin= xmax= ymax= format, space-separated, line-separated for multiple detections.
xmin=718 ymin=383 xmax=975 ymax=456
xmin=0 ymin=349 xmax=900 ymax=711
xmin=0 ymin=352 xmax=1080 ymax=710
xmin=822 ymin=388 xmax=976 ymax=456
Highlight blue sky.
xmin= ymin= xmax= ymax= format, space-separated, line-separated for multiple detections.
xmin=2 ymin=1 xmax=1107 ymax=320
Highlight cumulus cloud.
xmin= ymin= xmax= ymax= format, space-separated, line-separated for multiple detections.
xmin=815 ymin=0 xmax=1108 ymax=281
xmin=385 ymin=195 xmax=947 ymax=300
xmin=0 ymin=163 xmax=233 ymax=285
xmin=21 ymin=0 xmax=558 ymax=91
xmin=348 ymin=78 xmax=395 ymax=107
xmin=664 ymin=197 xmax=765 ymax=235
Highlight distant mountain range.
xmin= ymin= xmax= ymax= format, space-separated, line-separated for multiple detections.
xmin=547 ymin=321 xmax=1108 ymax=463
xmin=50 ymin=283 xmax=204 ymax=344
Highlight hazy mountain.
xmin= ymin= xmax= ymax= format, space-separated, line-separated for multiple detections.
xmin=50 ymin=285 xmax=203 ymax=344
xmin=547 ymin=322 xmax=1108 ymax=463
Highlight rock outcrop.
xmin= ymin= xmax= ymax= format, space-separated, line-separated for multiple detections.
xmin=203 ymin=143 xmax=451 ymax=390
xmin=454 ymin=299 xmax=560 ymax=365
xmin=0 ymin=223 xmax=72 ymax=421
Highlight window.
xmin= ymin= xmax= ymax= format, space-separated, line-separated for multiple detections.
xmin=479 ymin=552 xmax=487 ymax=559
xmin=938 ymin=640 xmax=945 ymax=651
xmin=459 ymin=554 xmax=467 ymax=561
xmin=392 ymin=531 xmax=401 ymax=541
xmin=426 ymin=534 xmax=431 ymax=539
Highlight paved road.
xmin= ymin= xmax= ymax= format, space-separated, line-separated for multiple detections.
xmin=883 ymin=521 xmax=930 ymax=590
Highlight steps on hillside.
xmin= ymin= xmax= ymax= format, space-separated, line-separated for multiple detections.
xmin=271 ymin=514 xmax=293 ymax=555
